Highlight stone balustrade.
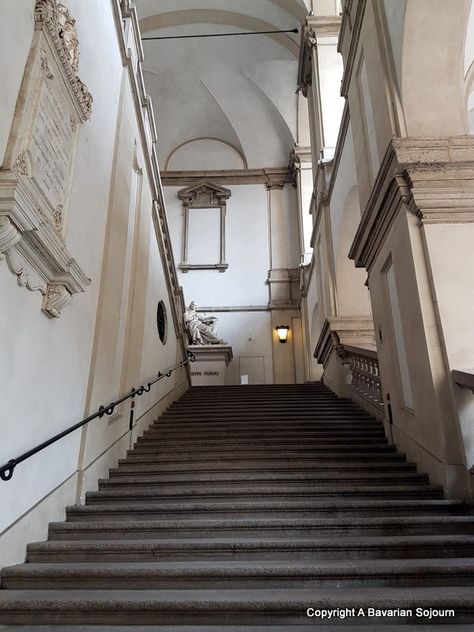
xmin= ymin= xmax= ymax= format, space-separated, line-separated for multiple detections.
xmin=344 ymin=345 xmax=384 ymax=412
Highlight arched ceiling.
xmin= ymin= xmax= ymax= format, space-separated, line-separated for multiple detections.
xmin=135 ymin=0 xmax=308 ymax=170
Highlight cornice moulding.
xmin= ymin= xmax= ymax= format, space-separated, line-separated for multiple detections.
xmin=306 ymin=15 xmax=342 ymax=38
xmin=350 ymin=136 xmax=474 ymax=271
xmin=314 ymin=316 xmax=375 ymax=366
xmin=339 ymin=0 xmax=366 ymax=98
xmin=161 ymin=168 xmax=293 ymax=187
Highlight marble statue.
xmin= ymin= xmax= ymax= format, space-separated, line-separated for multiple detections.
xmin=184 ymin=301 xmax=226 ymax=345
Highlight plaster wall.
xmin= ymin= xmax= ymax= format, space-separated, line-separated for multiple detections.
xmin=0 ymin=0 xmax=122 ymax=539
xmin=166 ymin=184 xmax=270 ymax=306
xmin=0 ymin=0 xmax=186 ymax=565
xmin=165 ymin=181 xmax=302 ymax=384
xmin=422 ymin=222 xmax=474 ymax=472
xmin=346 ymin=1 xmax=394 ymax=209
xmin=302 ymin=267 xmax=323 ymax=381
xmin=317 ymin=36 xmax=345 ymax=151
xmin=328 ymin=124 xmax=371 ymax=317
xmin=381 ymin=0 xmax=406 ymax=93
xmin=368 ymin=209 xmax=469 ymax=496
xmin=0 ymin=0 xmax=35 ymax=165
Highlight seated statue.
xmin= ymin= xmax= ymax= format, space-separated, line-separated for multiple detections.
xmin=184 ymin=301 xmax=227 ymax=345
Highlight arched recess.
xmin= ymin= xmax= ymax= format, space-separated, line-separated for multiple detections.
xmin=165 ymin=138 xmax=247 ymax=171
xmin=140 ymin=10 xmax=299 ymax=57
xmin=400 ymin=0 xmax=470 ymax=136
xmin=310 ymin=301 xmax=320 ymax=351
xmin=334 ymin=186 xmax=371 ymax=317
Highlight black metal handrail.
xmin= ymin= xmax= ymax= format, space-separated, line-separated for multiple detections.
xmin=0 ymin=351 xmax=195 ymax=482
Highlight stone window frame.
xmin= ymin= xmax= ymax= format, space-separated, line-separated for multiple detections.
xmin=177 ymin=180 xmax=231 ymax=273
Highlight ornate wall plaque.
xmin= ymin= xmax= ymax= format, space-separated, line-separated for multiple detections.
xmin=0 ymin=0 xmax=92 ymax=317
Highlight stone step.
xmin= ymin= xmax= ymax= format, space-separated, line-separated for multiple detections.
xmin=67 ymin=499 xmax=471 ymax=521
xmin=26 ymin=534 xmax=474 ymax=563
xmin=1 ymin=627 xmax=473 ymax=632
xmin=159 ymin=413 xmax=373 ymax=423
xmin=48 ymin=516 xmax=474 ymax=540
xmin=112 ymin=461 xmax=417 ymax=475
xmin=147 ymin=423 xmax=383 ymax=435
xmin=138 ymin=433 xmax=388 ymax=447
xmin=100 ymin=472 xmax=429 ymax=489
xmin=0 ymin=587 xmax=472 ymax=625
xmin=144 ymin=428 xmax=386 ymax=439
xmin=85 ymin=485 xmax=444 ymax=504
xmin=162 ymin=408 xmax=373 ymax=421
xmin=121 ymin=451 xmax=407 ymax=465
xmin=126 ymin=446 xmax=397 ymax=459
xmin=129 ymin=442 xmax=393 ymax=456
xmin=4 ymin=558 xmax=474 ymax=590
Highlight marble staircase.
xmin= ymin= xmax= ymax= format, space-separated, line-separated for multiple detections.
xmin=1 ymin=383 xmax=474 ymax=628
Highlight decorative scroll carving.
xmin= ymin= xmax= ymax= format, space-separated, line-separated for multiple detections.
xmin=0 ymin=218 xmax=21 ymax=257
xmin=34 ymin=0 xmax=92 ymax=121
xmin=40 ymin=47 xmax=54 ymax=79
xmin=42 ymin=283 xmax=72 ymax=318
xmin=13 ymin=151 xmax=29 ymax=176
xmin=4 ymin=247 xmax=47 ymax=294
xmin=53 ymin=205 xmax=64 ymax=232
xmin=57 ymin=3 xmax=79 ymax=72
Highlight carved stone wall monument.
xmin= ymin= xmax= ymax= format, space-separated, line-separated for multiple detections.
xmin=0 ymin=0 xmax=92 ymax=317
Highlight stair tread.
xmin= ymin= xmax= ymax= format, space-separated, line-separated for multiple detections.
xmin=71 ymin=499 xmax=468 ymax=512
xmin=7 ymin=558 xmax=474 ymax=576
xmin=28 ymin=534 xmax=474 ymax=549
xmin=1 ymin=586 xmax=473 ymax=608
xmin=1 ymin=627 xmax=473 ymax=632
xmin=52 ymin=516 xmax=474 ymax=529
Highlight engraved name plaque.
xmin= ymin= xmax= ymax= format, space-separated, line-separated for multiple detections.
xmin=0 ymin=0 xmax=92 ymax=317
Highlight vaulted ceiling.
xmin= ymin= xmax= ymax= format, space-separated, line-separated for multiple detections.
xmin=135 ymin=0 xmax=311 ymax=170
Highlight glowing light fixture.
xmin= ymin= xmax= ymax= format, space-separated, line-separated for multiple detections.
xmin=276 ymin=325 xmax=290 ymax=343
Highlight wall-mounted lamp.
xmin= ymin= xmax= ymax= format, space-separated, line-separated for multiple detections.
xmin=276 ymin=325 xmax=290 ymax=343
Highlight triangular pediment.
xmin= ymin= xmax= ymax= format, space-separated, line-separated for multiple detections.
xmin=177 ymin=180 xmax=231 ymax=206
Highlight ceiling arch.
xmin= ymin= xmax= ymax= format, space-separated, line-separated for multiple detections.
xmin=165 ymin=137 xmax=248 ymax=170
xmin=140 ymin=10 xmax=299 ymax=56
xmin=268 ymin=0 xmax=308 ymax=21
xmin=135 ymin=0 xmax=301 ymax=170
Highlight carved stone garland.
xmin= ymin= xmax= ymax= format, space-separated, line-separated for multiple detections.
xmin=0 ymin=0 xmax=92 ymax=318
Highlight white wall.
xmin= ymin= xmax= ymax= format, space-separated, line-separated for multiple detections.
xmin=166 ymin=178 xmax=302 ymax=384
xmin=0 ymin=0 xmax=186 ymax=567
xmin=167 ymin=184 xmax=271 ymax=306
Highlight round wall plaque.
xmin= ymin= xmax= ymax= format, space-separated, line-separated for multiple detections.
xmin=156 ymin=300 xmax=168 ymax=344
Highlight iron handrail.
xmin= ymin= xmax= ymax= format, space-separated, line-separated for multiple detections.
xmin=0 ymin=351 xmax=195 ymax=482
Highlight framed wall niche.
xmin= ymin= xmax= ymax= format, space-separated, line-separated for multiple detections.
xmin=177 ymin=180 xmax=230 ymax=272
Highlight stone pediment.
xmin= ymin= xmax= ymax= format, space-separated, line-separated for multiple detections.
xmin=177 ymin=181 xmax=231 ymax=207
